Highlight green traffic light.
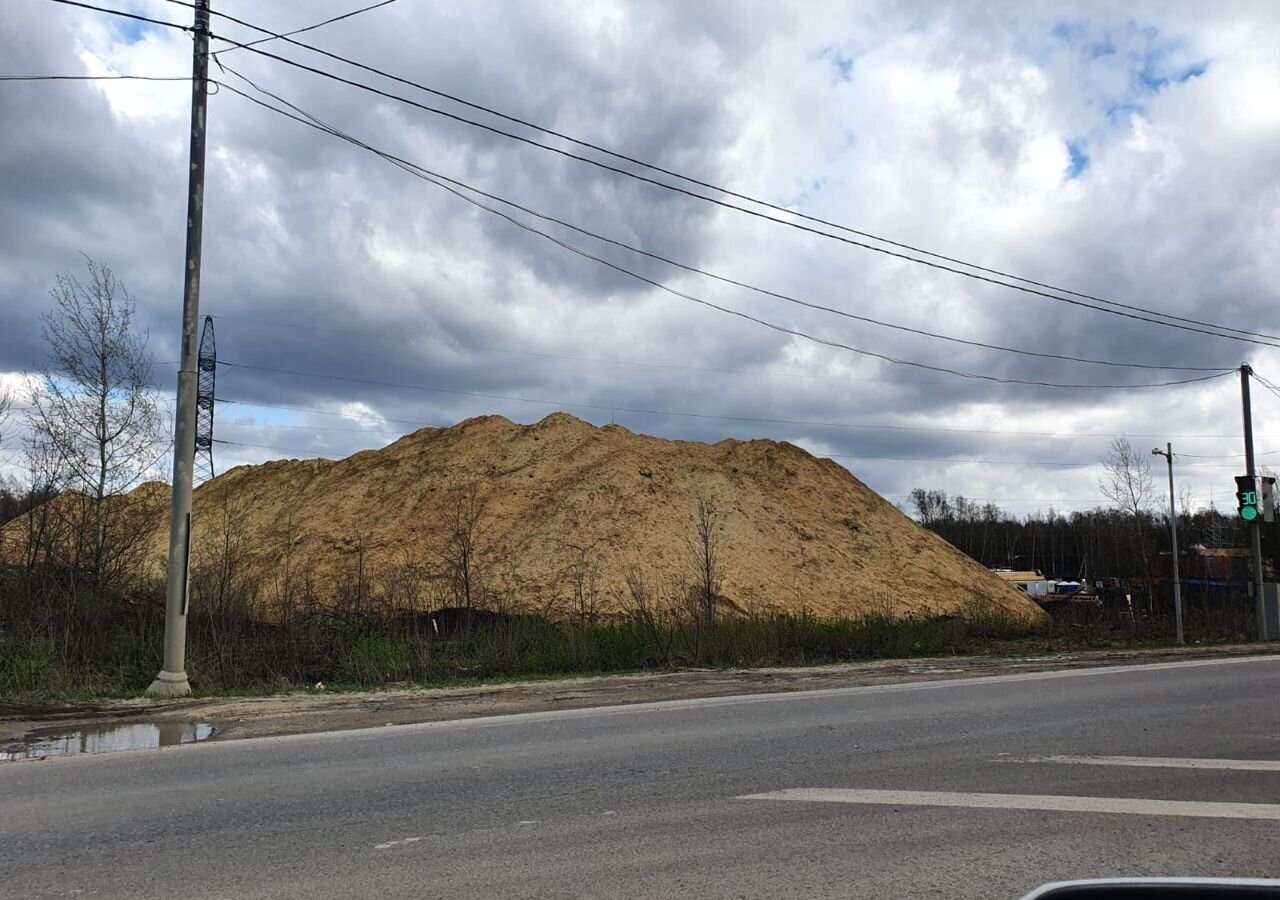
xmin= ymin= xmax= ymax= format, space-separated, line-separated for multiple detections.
xmin=1241 ymin=505 xmax=1259 ymax=522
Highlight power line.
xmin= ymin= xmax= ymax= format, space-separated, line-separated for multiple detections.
xmin=206 ymin=415 xmax=1255 ymax=470
xmin=45 ymin=0 xmax=191 ymax=33
xmin=209 ymin=306 xmax=1225 ymax=378
xmin=211 ymin=400 xmax=1258 ymax=465
xmin=218 ymin=419 xmax=411 ymax=434
xmin=51 ymin=0 xmax=1280 ymax=348
xmin=163 ymin=0 xmax=1280 ymax=346
xmin=1252 ymin=371 xmax=1280 ymax=403
xmin=214 ymin=360 xmax=1232 ymax=440
xmin=211 ymin=0 xmax=399 ymax=58
xmin=215 ymin=80 xmax=1237 ymax=391
xmin=0 ymin=74 xmax=190 ymax=82
xmin=212 ymin=42 xmax=1280 ymax=349
xmin=208 ymin=72 xmax=1231 ymax=375
xmin=1175 ymin=448 xmax=1280 ymax=460
xmin=215 ymin=396 xmax=443 ymax=430
xmin=832 ymin=453 xmax=1241 ymax=470
xmin=211 ymin=396 xmax=1239 ymax=440
xmin=212 ymin=437 xmax=332 ymax=457
xmin=208 ymin=313 xmax=979 ymax=389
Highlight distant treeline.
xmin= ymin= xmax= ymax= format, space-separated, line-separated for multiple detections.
xmin=0 ymin=480 xmax=56 ymax=528
xmin=906 ymin=487 xmax=1277 ymax=582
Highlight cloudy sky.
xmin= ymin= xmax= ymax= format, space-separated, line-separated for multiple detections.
xmin=2 ymin=0 xmax=1279 ymax=517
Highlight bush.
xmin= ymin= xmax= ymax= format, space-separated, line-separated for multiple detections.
xmin=0 ymin=560 xmax=1259 ymax=702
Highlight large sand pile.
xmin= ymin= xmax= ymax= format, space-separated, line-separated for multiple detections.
xmin=5 ymin=413 xmax=1043 ymax=623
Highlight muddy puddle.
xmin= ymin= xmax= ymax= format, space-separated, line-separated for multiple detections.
xmin=1 ymin=722 xmax=216 ymax=762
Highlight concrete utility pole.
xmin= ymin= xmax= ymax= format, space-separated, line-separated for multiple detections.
xmin=1152 ymin=443 xmax=1183 ymax=645
xmin=1240 ymin=364 xmax=1267 ymax=643
xmin=148 ymin=0 xmax=212 ymax=698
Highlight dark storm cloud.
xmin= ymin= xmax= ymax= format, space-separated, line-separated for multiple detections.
xmin=2 ymin=0 xmax=1278 ymax=511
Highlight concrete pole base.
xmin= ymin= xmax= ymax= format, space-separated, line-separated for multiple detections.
xmin=145 ymin=670 xmax=192 ymax=698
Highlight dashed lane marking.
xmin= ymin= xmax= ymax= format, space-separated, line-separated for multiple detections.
xmin=374 ymin=836 xmax=424 ymax=850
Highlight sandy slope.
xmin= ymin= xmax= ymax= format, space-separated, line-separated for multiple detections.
xmin=6 ymin=413 xmax=1043 ymax=623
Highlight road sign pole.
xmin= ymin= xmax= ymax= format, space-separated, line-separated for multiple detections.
xmin=1241 ymin=365 xmax=1267 ymax=642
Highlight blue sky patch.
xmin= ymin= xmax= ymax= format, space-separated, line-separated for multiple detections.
xmin=1137 ymin=59 xmax=1208 ymax=92
xmin=1066 ymin=141 xmax=1089 ymax=179
xmin=1105 ymin=101 xmax=1146 ymax=124
xmin=818 ymin=46 xmax=855 ymax=82
xmin=110 ymin=4 xmax=154 ymax=44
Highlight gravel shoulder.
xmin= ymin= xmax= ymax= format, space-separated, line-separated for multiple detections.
xmin=3 ymin=643 xmax=1277 ymax=746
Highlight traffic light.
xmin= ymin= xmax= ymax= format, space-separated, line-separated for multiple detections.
xmin=1236 ymin=475 xmax=1260 ymax=521
xmin=1262 ymin=476 xmax=1277 ymax=524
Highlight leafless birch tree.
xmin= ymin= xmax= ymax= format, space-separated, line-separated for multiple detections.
xmin=25 ymin=258 xmax=166 ymax=587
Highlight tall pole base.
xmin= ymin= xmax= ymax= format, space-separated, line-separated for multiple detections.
xmin=146 ymin=669 xmax=192 ymax=698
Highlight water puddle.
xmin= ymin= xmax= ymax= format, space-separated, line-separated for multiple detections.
xmin=1 ymin=722 xmax=216 ymax=762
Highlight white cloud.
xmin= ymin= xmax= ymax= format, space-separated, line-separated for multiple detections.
xmin=1 ymin=0 xmax=1278 ymax=514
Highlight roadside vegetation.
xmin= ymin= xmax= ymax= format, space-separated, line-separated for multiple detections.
xmin=0 ymin=260 xmax=1265 ymax=702
xmin=0 ymin=555 xmax=1259 ymax=701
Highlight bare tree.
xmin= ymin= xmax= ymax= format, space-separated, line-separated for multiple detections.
xmin=560 ymin=539 xmax=603 ymax=624
xmin=1100 ymin=434 xmax=1155 ymax=610
xmin=624 ymin=568 xmax=676 ymax=667
xmin=909 ymin=488 xmax=952 ymax=527
xmin=438 ymin=482 xmax=487 ymax=609
xmin=689 ymin=496 xmax=723 ymax=628
xmin=25 ymin=258 xmax=165 ymax=587
xmin=0 ymin=384 xmax=11 ymax=449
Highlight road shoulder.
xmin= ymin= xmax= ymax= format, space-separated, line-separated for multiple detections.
xmin=3 ymin=644 xmax=1277 ymax=746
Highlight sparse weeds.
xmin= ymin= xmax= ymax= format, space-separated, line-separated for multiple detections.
xmin=2 ymin=562 xmax=1256 ymax=702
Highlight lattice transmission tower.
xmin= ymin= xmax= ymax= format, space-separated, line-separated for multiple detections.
xmin=194 ymin=315 xmax=216 ymax=483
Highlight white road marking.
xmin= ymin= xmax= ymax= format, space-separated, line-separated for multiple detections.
xmin=1012 ymin=755 xmax=1280 ymax=772
xmin=517 ymin=820 xmax=538 ymax=826
xmin=374 ymin=836 xmax=424 ymax=850
xmin=739 ymin=788 xmax=1280 ymax=820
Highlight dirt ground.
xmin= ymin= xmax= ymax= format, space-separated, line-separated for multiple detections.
xmin=3 ymin=643 xmax=1277 ymax=747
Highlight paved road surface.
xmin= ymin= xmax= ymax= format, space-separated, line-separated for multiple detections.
xmin=4 ymin=656 xmax=1279 ymax=899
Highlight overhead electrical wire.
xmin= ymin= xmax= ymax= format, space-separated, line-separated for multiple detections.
xmin=210 ymin=70 xmax=1231 ymax=375
xmin=211 ymin=43 xmax=1280 ymax=349
xmin=46 ymin=0 xmax=190 ymax=32
xmin=215 ymin=396 xmax=445 ymax=430
xmin=212 ymin=395 xmax=1241 ymax=440
xmin=51 ymin=0 xmax=1280 ymax=348
xmin=0 ymin=74 xmax=190 ymax=82
xmin=36 ymin=0 xmax=1270 ymax=483
xmin=210 ymin=0 xmax=400 ymax=59
xmin=211 ymin=437 xmax=330 ymax=457
xmin=214 ymin=78 xmax=1235 ymax=391
xmin=1252 ymin=371 xmax=1280 ymax=404
xmin=214 ymin=360 xmax=1230 ymax=450
xmin=155 ymin=0 xmax=1280 ymax=346
xmin=211 ymin=416 xmax=1249 ymax=469
xmin=209 ymin=313 xmax=986 ymax=388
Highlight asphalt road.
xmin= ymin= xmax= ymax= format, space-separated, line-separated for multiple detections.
xmin=4 ymin=656 xmax=1279 ymax=900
